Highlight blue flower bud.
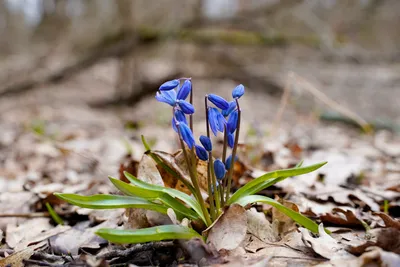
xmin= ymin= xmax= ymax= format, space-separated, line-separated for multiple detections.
xmin=207 ymin=94 xmax=229 ymax=110
xmin=155 ymin=90 xmax=176 ymax=106
xmin=227 ymin=110 xmax=238 ymax=133
xmin=178 ymin=122 xmax=195 ymax=149
xmin=227 ymin=132 xmax=234 ymax=148
xmin=216 ymin=111 xmax=226 ymax=132
xmin=199 ymin=135 xmax=212 ymax=151
xmin=225 ymin=155 xmax=238 ymax=170
xmin=159 ymin=79 xmax=179 ymax=91
xmin=177 ymin=79 xmax=191 ymax=100
xmin=221 ymin=101 xmax=236 ymax=117
xmin=232 ymin=84 xmax=245 ymax=99
xmin=195 ymin=145 xmax=208 ymax=161
xmin=177 ymin=100 xmax=195 ymax=114
xmin=214 ymin=159 xmax=226 ymax=180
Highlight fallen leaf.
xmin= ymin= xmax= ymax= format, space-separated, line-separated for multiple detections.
xmin=301 ymin=224 xmax=354 ymax=260
xmin=373 ymin=212 xmax=400 ymax=230
xmin=246 ymin=208 xmax=279 ymax=243
xmin=272 ymin=197 xmax=299 ymax=235
xmin=320 ymin=208 xmax=364 ymax=227
xmin=0 ymin=248 xmax=35 ymax=267
xmin=207 ymin=204 xmax=247 ymax=251
xmin=349 ymin=228 xmax=400 ymax=255
xmin=14 ymin=225 xmax=71 ymax=252
xmin=6 ymin=218 xmax=52 ymax=249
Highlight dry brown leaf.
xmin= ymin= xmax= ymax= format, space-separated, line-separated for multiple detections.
xmin=320 ymin=208 xmax=364 ymax=227
xmin=207 ymin=204 xmax=247 ymax=251
xmin=0 ymin=248 xmax=34 ymax=267
xmin=6 ymin=218 xmax=52 ymax=249
xmin=301 ymin=224 xmax=355 ymax=260
xmin=349 ymin=228 xmax=400 ymax=255
xmin=14 ymin=225 xmax=71 ymax=252
xmin=125 ymin=154 xmax=165 ymax=229
xmin=246 ymin=208 xmax=279 ymax=243
xmin=373 ymin=212 xmax=400 ymax=230
xmin=272 ymin=197 xmax=299 ymax=235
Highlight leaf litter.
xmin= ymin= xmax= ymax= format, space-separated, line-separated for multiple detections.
xmin=1 ymin=98 xmax=400 ymax=266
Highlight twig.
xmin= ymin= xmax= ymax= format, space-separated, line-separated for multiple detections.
xmin=0 ymin=212 xmax=49 ymax=218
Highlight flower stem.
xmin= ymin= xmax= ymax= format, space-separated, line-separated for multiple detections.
xmin=207 ymin=157 xmax=216 ymax=220
xmin=220 ymin=127 xmax=228 ymax=206
xmin=204 ymin=96 xmax=220 ymax=216
xmin=189 ymin=83 xmax=194 ymax=132
xmin=224 ymin=99 xmax=241 ymax=205
xmin=177 ymin=126 xmax=211 ymax=226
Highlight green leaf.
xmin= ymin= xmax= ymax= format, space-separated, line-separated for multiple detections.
xmin=96 ymin=225 xmax=201 ymax=244
xmin=54 ymin=193 xmax=169 ymax=214
xmin=234 ymin=195 xmax=320 ymax=233
xmin=45 ymin=203 xmax=64 ymax=225
xmin=123 ymin=172 xmax=207 ymax=224
xmin=228 ymin=162 xmax=326 ymax=205
xmin=109 ymin=177 xmax=199 ymax=220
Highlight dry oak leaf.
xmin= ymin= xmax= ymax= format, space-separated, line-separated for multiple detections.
xmin=207 ymin=204 xmax=248 ymax=251
xmin=320 ymin=208 xmax=364 ymax=228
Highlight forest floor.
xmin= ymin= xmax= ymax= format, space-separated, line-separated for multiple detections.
xmin=0 ymin=59 xmax=399 ymax=266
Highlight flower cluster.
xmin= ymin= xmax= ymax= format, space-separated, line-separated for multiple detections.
xmin=155 ymin=78 xmax=244 ymax=216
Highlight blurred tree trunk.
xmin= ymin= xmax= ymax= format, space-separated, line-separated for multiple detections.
xmin=115 ymin=0 xmax=140 ymax=99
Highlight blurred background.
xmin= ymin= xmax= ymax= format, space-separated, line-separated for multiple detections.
xmin=0 ymin=0 xmax=399 ymax=143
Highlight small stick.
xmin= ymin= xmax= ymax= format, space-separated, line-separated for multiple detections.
xmin=0 ymin=212 xmax=49 ymax=218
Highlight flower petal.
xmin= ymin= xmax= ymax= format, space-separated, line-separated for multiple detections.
xmin=216 ymin=111 xmax=226 ymax=133
xmin=159 ymin=79 xmax=179 ymax=91
xmin=207 ymin=94 xmax=229 ymax=110
xmin=155 ymin=90 xmax=176 ymax=106
xmin=177 ymin=100 xmax=195 ymax=114
xmin=227 ymin=110 xmax=238 ymax=133
xmin=177 ymin=79 xmax=191 ymax=100
xmin=227 ymin=132 xmax=234 ymax=148
xmin=178 ymin=123 xmax=195 ymax=149
xmin=174 ymin=109 xmax=187 ymax=125
xmin=221 ymin=101 xmax=236 ymax=117
xmin=232 ymin=84 xmax=245 ymax=99
xmin=208 ymin=108 xmax=219 ymax=136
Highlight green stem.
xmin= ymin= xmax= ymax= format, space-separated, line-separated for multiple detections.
xmin=220 ymin=127 xmax=228 ymax=206
xmin=207 ymin=156 xmax=216 ymax=220
xmin=209 ymin=158 xmax=221 ymax=215
xmin=176 ymin=126 xmax=211 ymax=226
xmin=225 ymin=99 xmax=241 ymax=205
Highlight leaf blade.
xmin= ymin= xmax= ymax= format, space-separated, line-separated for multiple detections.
xmin=228 ymin=162 xmax=327 ymax=205
xmin=96 ymin=225 xmax=201 ymax=244
xmin=234 ymin=195 xmax=320 ymax=233
xmin=54 ymin=193 xmax=169 ymax=214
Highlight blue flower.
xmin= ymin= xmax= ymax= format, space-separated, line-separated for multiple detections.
xmin=172 ymin=110 xmax=187 ymax=132
xmin=221 ymin=101 xmax=236 ymax=117
xmin=177 ymin=79 xmax=191 ymax=100
xmin=214 ymin=159 xmax=226 ymax=180
xmin=227 ymin=132 xmax=234 ymax=148
xmin=225 ymin=155 xmax=238 ymax=170
xmin=227 ymin=110 xmax=238 ymax=133
xmin=232 ymin=84 xmax=245 ymax=99
xmin=207 ymin=94 xmax=229 ymax=110
xmin=199 ymin=135 xmax=212 ymax=151
xmin=155 ymin=90 xmax=177 ymax=106
xmin=195 ymin=145 xmax=208 ymax=161
xmin=176 ymin=100 xmax=195 ymax=114
xmin=208 ymin=108 xmax=226 ymax=136
xmin=159 ymin=79 xmax=179 ymax=91
xmin=178 ymin=122 xmax=195 ymax=149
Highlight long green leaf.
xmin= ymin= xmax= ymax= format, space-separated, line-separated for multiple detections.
xmin=96 ymin=225 xmax=201 ymax=244
xmin=54 ymin=193 xmax=169 ymax=214
xmin=228 ymin=162 xmax=326 ymax=205
xmin=124 ymin=171 xmax=207 ymax=224
xmin=234 ymin=195 xmax=320 ymax=233
xmin=109 ymin=177 xmax=199 ymax=220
